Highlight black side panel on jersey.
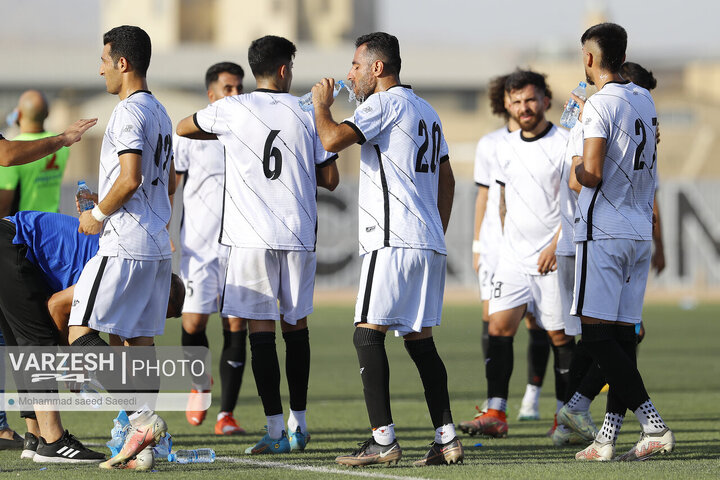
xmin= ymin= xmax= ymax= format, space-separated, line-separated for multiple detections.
xmin=373 ymin=144 xmax=390 ymax=247
xmin=360 ymin=250 xmax=379 ymax=322
xmin=585 ymin=181 xmax=603 ymax=241
xmin=576 ymin=241 xmax=588 ymax=316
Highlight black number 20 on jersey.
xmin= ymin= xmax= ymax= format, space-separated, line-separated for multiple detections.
xmin=415 ymin=119 xmax=442 ymax=173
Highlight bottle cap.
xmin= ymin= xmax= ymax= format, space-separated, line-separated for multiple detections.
xmin=579 ymin=81 xmax=587 ymax=88
xmin=78 ymin=180 xmax=85 ymax=185
xmin=167 ymin=453 xmax=175 ymax=462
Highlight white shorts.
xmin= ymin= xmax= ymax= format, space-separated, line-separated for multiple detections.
xmin=477 ymin=261 xmax=495 ymax=301
xmin=221 ymin=248 xmax=315 ymax=324
xmin=556 ymin=254 xmax=581 ymax=336
xmin=69 ymin=256 xmax=171 ymax=338
xmin=571 ymin=239 xmax=651 ymax=323
xmin=354 ymin=247 xmax=446 ymax=337
xmin=488 ymin=262 xmax=563 ymax=332
xmin=180 ymin=249 xmax=228 ymax=315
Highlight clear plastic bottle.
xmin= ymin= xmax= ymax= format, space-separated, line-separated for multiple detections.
xmin=153 ymin=433 xmax=173 ymax=458
xmin=106 ymin=410 xmax=130 ymax=457
xmin=76 ymin=181 xmax=94 ymax=211
xmin=167 ymin=448 xmax=215 ymax=464
xmin=298 ymin=80 xmax=347 ymax=111
xmin=560 ymin=81 xmax=588 ymax=129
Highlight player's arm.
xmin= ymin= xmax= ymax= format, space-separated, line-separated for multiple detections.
xmin=78 ymin=152 xmax=142 ymax=235
xmin=498 ymin=182 xmax=506 ymax=230
xmin=473 ymin=185 xmax=489 ymax=272
xmin=568 ymin=156 xmax=582 ymax=193
xmin=651 ymin=195 xmax=665 ymax=274
xmin=176 ymin=115 xmax=218 ymax=140
xmin=537 ymin=225 xmax=561 ymax=275
xmin=312 ymin=78 xmax=360 ymax=152
xmin=438 ymin=161 xmax=455 ymax=234
xmin=316 ymin=161 xmax=339 ymax=191
xmin=0 ymin=190 xmax=15 ymax=217
xmin=575 ymin=137 xmax=605 ymax=188
xmin=0 ymin=118 xmax=96 ymax=167
xmin=47 ymin=285 xmax=75 ymax=346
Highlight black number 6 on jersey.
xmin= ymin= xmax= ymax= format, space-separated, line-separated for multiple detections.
xmin=263 ymin=130 xmax=283 ymax=180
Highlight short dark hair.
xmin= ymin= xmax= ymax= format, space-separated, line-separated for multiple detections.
xmin=205 ymin=62 xmax=245 ymax=89
xmin=504 ymin=69 xmax=552 ymax=101
xmin=581 ymin=23 xmax=627 ymax=73
xmin=355 ymin=32 xmax=401 ymax=76
xmin=248 ymin=36 xmax=296 ymax=78
xmin=621 ymin=62 xmax=657 ymax=90
xmin=103 ymin=25 xmax=152 ymax=77
xmin=488 ymin=74 xmax=510 ymax=119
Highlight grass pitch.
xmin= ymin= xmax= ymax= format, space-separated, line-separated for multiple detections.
xmin=0 ymin=302 xmax=718 ymax=478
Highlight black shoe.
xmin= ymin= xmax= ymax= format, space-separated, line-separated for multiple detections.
xmin=0 ymin=431 xmax=23 ymax=450
xmin=413 ymin=437 xmax=464 ymax=466
xmin=335 ymin=437 xmax=402 ymax=466
xmin=33 ymin=430 xmax=105 ymax=463
xmin=21 ymin=432 xmax=38 ymax=459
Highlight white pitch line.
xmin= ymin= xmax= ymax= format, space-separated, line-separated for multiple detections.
xmin=217 ymin=456 xmax=427 ymax=480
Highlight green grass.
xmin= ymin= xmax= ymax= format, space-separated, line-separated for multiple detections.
xmin=1 ymin=303 xmax=719 ymax=478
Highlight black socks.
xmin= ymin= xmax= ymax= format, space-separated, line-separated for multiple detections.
xmin=551 ymin=338 xmax=575 ymax=403
xmin=527 ymin=328 xmax=550 ymax=387
xmin=353 ymin=327 xmax=392 ymax=428
xmin=283 ymin=328 xmax=310 ymax=412
xmin=486 ymin=335 xmax=514 ymax=400
xmin=404 ymin=337 xmax=453 ymax=429
xmin=249 ymin=331 xmax=282 ymax=416
xmin=219 ymin=329 xmax=247 ymax=413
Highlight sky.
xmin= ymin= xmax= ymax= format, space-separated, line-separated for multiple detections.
xmin=0 ymin=0 xmax=718 ymax=61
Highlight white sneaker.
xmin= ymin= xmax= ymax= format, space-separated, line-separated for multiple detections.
xmin=575 ymin=440 xmax=615 ymax=461
xmin=616 ymin=429 xmax=675 ymax=461
xmin=557 ymin=405 xmax=598 ymax=441
xmin=517 ymin=401 xmax=540 ymax=421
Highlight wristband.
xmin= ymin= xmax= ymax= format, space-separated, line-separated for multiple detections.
xmin=472 ymin=240 xmax=482 ymax=254
xmin=91 ymin=205 xmax=108 ymax=222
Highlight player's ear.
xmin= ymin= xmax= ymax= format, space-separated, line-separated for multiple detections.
xmin=117 ymin=56 xmax=129 ymax=73
xmin=372 ymin=59 xmax=384 ymax=78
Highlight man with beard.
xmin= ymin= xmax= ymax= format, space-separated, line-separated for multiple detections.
xmin=467 ymin=70 xmax=574 ymax=438
xmin=310 ymin=32 xmax=461 ymax=467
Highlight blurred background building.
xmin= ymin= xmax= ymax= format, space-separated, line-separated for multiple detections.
xmin=1 ymin=0 xmax=719 ymax=299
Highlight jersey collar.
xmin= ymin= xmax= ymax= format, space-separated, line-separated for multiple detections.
xmin=520 ymin=122 xmax=553 ymax=142
xmin=387 ymin=84 xmax=411 ymax=91
xmin=127 ymin=89 xmax=152 ymax=98
xmin=255 ymin=88 xmax=283 ymax=93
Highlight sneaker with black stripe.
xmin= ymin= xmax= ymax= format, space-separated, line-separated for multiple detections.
xmin=33 ymin=430 xmax=105 ymax=463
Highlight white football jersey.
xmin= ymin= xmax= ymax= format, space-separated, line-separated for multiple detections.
xmin=574 ymin=82 xmax=657 ymax=242
xmin=343 ymin=85 xmax=449 ymax=255
xmin=495 ymin=123 xmax=568 ymax=274
xmin=173 ymin=134 xmax=229 ymax=257
xmin=194 ymin=89 xmax=337 ymax=251
xmin=98 ymin=90 xmax=173 ymax=260
xmin=473 ymin=126 xmax=510 ymax=266
xmin=557 ymin=123 xmax=583 ymax=256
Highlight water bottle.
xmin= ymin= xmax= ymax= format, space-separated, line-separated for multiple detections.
xmin=153 ymin=433 xmax=173 ymax=458
xmin=560 ymin=81 xmax=588 ymax=129
xmin=298 ymin=80 xmax=347 ymax=111
xmin=106 ymin=410 xmax=130 ymax=457
xmin=76 ymin=181 xmax=94 ymax=211
xmin=167 ymin=448 xmax=215 ymax=464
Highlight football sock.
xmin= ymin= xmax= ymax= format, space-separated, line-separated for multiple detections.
xmin=567 ymin=392 xmax=592 ymax=412
xmin=220 ymin=329 xmax=246 ymax=413
xmin=577 ymin=361 xmax=606 ymax=401
xmin=404 ymin=336 xmax=453 ymax=428
xmin=266 ymin=413 xmax=285 ymax=440
xmin=520 ymin=384 xmax=541 ymax=408
xmin=283 ymin=328 xmax=310 ymax=412
xmin=436 ymin=423 xmax=457 ymax=444
xmin=249 ymin=332 xmax=282 ymax=417
xmin=565 ymin=339 xmax=594 ymax=401
xmin=596 ymin=412 xmax=624 ymax=444
xmin=487 ymin=335 xmax=514 ymax=401
xmin=527 ymin=328 xmax=550 ymax=387
xmin=353 ymin=327 xmax=392 ymax=428
xmin=556 ymin=399 xmax=564 ymax=413
xmin=372 ymin=424 xmax=395 ymax=445
xmin=581 ymin=323 xmax=649 ymax=412
xmin=70 ymin=332 xmax=109 ymax=347
xmin=487 ymin=397 xmax=507 ymax=412
xmin=481 ymin=320 xmax=490 ymax=359
xmin=181 ymin=327 xmax=209 ymax=348
xmin=551 ymin=339 xmax=575 ymax=407
xmin=634 ymin=400 xmax=668 ymax=434
xmin=288 ymin=409 xmax=307 ymax=435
